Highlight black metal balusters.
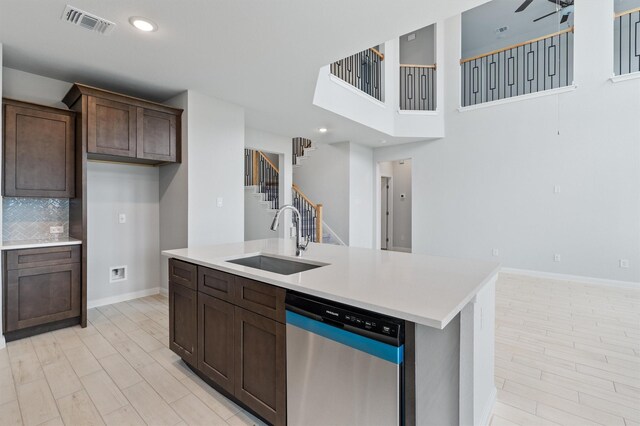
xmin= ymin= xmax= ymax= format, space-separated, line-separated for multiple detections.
xmin=615 ymin=10 xmax=640 ymax=76
xmin=330 ymin=47 xmax=383 ymax=101
xmin=399 ymin=65 xmax=437 ymax=111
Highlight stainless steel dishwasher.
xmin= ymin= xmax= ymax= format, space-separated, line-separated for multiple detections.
xmin=286 ymin=291 xmax=405 ymax=426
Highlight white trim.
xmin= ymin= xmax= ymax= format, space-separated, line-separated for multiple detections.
xmin=0 ymin=335 xmax=5 ymax=349
xmin=328 ymin=74 xmax=386 ymax=108
xmin=396 ymin=109 xmax=438 ymax=116
xmin=610 ymin=72 xmax=640 ymax=83
xmin=480 ymin=387 xmax=497 ymax=426
xmin=322 ymin=221 xmax=347 ymax=246
xmin=458 ymin=84 xmax=578 ymax=112
xmin=87 ymin=287 xmax=160 ymax=309
xmin=500 ymin=267 xmax=639 ymax=289
xmin=159 ymin=287 xmax=168 ymax=296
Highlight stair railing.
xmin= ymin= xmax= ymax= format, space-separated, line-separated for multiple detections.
xmin=330 ymin=47 xmax=384 ymax=101
xmin=245 ymin=149 xmax=280 ymax=209
xmin=399 ymin=64 xmax=437 ymax=111
xmin=614 ymin=7 xmax=640 ymax=76
xmin=292 ymin=184 xmax=323 ymax=243
xmin=292 ymin=137 xmax=312 ymax=166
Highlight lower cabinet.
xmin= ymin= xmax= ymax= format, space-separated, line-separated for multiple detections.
xmin=168 ymin=261 xmax=287 ymax=426
xmin=3 ymin=246 xmax=81 ymax=334
xmin=234 ymin=307 xmax=286 ymax=426
xmin=169 ymin=281 xmax=197 ymax=366
xmin=198 ymin=293 xmax=235 ymax=394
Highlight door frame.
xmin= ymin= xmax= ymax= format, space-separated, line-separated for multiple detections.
xmin=374 ymin=158 xmax=412 ymax=251
xmin=380 ymin=176 xmax=393 ymax=250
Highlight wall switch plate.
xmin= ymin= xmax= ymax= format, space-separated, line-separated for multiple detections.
xmin=620 ymin=259 xmax=630 ymax=268
xmin=49 ymin=226 xmax=64 ymax=234
xmin=118 ymin=213 xmax=126 ymax=224
xmin=554 ymin=185 xmax=561 ymax=194
xmin=110 ymin=266 xmax=127 ymax=282
xmin=554 ymin=254 xmax=561 ymax=262
xmin=492 ymin=248 xmax=499 ymax=257
xmin=216 ymin=197 xmax=223 ymax=208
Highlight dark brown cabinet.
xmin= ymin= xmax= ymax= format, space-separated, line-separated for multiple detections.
xmin=169 ymin=261 xmax=287 ymax=425
xmin=2 ymin=99 xmax=75 ymax=198
xmin=234 ymin=307 xmax=286 ymax=426
xmin=198 ymin=293 xmax=235 ymax=394
xmin=63 ymin=84 xmax=182 ymax=165
xmin=3 ymin=245 xmax=81 ymax=334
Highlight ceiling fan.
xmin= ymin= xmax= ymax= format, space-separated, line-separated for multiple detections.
xmin=515 ymin=0 xmax=575 ymax=24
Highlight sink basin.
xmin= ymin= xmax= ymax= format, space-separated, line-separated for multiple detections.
xmin=226 ymin=255 xmax=325 ymax=275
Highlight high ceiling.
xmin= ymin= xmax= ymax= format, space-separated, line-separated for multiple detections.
xmin=0 ymin=0 xmax=488 ymax=147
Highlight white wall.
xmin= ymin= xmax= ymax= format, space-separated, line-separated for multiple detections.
xmin=400 ymin=24 xmax=436 ymax=65
xmin=187 ymin=91 xmax=245 ymax=247
xmin=88 ymin=163 xmax=160 ymax=304
xmin=375 ymin=0 xmax=640 ymax=283
xmin=348 ymin=142 xmax=374 ymax=248
xmin=293 ymin=142 xmax=350 ymax=244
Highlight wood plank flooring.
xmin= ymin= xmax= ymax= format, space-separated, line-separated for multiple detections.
xmin=0 ymin=294 xmax=266 ymax=426
xmin=491 ymin=273 xmax=640 ymax=426
xmin=0 ymin=273 xmax=637 ymax=425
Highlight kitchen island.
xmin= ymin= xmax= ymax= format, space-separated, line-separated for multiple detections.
xmin=163 ymin=238 xmax=500 ymax=426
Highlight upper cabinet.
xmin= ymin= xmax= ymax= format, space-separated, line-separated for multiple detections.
xmin=2 ymin=99 xmax=75 ymax=198
xmin=63 ymin=84 xmax=182 ymax=165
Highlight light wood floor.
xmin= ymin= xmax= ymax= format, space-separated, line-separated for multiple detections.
xmin=0 ymin=274 xmax=638 ymax=426
xmin=0 ymin=294 xmax=266 ymax=426
xmin=491 ymin=273 xmax=640 ymax=426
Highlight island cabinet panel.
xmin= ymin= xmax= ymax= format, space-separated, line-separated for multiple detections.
xmin=2 ymin=99 xmax=75 ymax=198
xmin=87 ymin=96 xmax=137 ymax=158
xmin=169 ymin=281 xmax=197 ymax=366
xmin=198 ymin=293 xmax=235 ymax=394
xmin=169 ymin=258 xmax=197 ymax=290
xmin=235 ymin=276 xmax=286 ymax=323
xmin=198 ymin=267 xmax=236 ymax=302
xmin=234 ymin=307 xmax=286 ymax=426
xmin=137 ymin=108 xmax=177 ymax=163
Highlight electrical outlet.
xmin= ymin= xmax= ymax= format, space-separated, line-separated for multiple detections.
xmin=554 ymin=254 xmax=561 ymax=262
xmin=49 ymin=226 xmax=64 ymax=234
xmin=620 ymin=259 xmax=630 ymax=268
xmin=118 ymin=213 xmax=126 ymax=224
xmin=492 ymin=248 xmax=499 ymax=257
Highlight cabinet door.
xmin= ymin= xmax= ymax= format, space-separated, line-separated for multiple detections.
xmin=234 ymin=307 xmax=286 ymax=425
xmin=137 ymin=108 xmax=177 ymax=162
xmin=5 ymin=263 xmax=81 ymax=332
xmin=87 ymin=96 xmax=137 ymax=157
xmin=198 ymin=293 xmax=235 ymax=394
xmin=3 ymin=102 xmax=75 ymax=198
xmin=169 ymin=281 xmax=197 ymax=365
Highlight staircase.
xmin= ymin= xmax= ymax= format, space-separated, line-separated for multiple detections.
xmin=244 ymin=140 xmax=344 ymax=245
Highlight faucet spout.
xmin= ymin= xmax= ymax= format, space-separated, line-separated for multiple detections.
xmin=269 ymin=205 xmax=309 ymax=256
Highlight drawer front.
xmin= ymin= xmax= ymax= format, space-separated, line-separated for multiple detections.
xmin=6 ymin=246 xmax=81 ymax=270
xmin=5 ymin=263 xmax=81 ymax=332
xmin=169 ymin=258 xmax=197 ymax=290
xmin=198 ymin=267 xmax=236 ymax=302
xmin=235 ymin=276 xmax=285 ymax=323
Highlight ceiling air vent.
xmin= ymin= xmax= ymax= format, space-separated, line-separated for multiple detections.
xmin=61 ymin=5 xmax=116 ymax=35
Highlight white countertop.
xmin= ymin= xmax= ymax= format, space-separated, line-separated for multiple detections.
xmin=163 ymin=239 xmax=499 ymax=329
xmin=0 ymin=237 xmax=83 ymax=251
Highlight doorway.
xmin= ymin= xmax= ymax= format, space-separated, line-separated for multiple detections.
xmin=377 ymin=159 xmax=412 ymax=253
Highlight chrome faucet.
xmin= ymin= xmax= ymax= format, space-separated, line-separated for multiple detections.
xmin=270 ymin=205 xmax=309 ymax=256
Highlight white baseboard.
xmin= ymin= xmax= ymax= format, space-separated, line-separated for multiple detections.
xmin=159 ymin=287 xmax=168 ymax=296
xmin=500 ymin=267 xmax=639 ymax=289
xmin=87 ymin=287 xmax=160 ymax=309
xmin=389 ymin=246 xmax=412 ymax=253
xmin=479 ymin=386 xmax=497 ymax=426
xmin=0 ymin=335 xmax=5 ymax=349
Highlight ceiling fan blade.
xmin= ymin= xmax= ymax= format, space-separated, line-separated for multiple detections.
xmin=533 ymin=11 xmax=558 ymax=22
xmin=515 ymin=0 xmax=534 ymax=13
xmin=559 ymin=13 xmax=569 ymax=23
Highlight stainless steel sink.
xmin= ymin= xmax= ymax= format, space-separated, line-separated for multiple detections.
xmin=226 ymin=255 xmax=325 ymax=275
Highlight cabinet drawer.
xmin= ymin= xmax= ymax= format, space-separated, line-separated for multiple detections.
xmin=5 ymin=263 xmax=81 ymax=332
xmin=169 ymin=258 xmax=197 ymax=290
xmin=6 ymin=246 xmax=80 ymax=270
xmin=235 ymin=276 xmax=285 ymax=323
xmin=198 ymin=267 xmax=236 ymax=302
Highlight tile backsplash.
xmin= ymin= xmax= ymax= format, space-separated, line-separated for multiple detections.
xmin=3 ymin=197 xmax=70 ymax=241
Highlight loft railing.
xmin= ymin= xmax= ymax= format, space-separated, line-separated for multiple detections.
xmin=244 ymin=149 xmax=279 ymax=209
xmin=292 ymin=184 xmax=323 ymax=243
xmin=399 ymin=64 xmax=437 ymax=111
xmin=460 ymin=27 xmax=574 ymax=107
xmin=330 ymin=47 xmax=384 ymax=101
xmin=614 ymin=8 xmax=640 ymax=75
xmin=292 ymin=137 xmax=312 ymax=167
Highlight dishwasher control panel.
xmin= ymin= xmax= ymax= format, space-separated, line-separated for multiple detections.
xmin=286 ymin=292 xmax=402 ymax=343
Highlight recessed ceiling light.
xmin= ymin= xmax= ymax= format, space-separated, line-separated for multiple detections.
xmin=318 ymin=127 xmax=328 ymax=133
xmin=129 ymin=16 xmax=157 ymax=32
